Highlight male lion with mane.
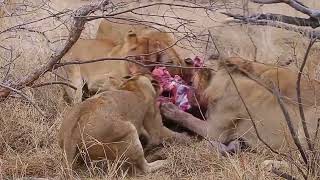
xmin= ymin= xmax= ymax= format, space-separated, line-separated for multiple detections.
xmin=58 ymin=74 xmax=189 ymax=174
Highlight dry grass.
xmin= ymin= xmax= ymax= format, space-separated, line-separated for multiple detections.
xmin=0 ymin=85 xmax=294 ymax=179
xmin=0 ymin=90 xmax=305 ymax=179
xmin=0 ymin=101 xmax=292 ymax=180
xmin=1 ymin=0 xmax=320 ymax=179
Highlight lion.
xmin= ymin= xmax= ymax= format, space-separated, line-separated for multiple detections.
xmin=61 ymin=28 xmax=191 ymax=104
xmin=95 ymin=18 xmax=149 ymax=44
xmin=58 ymin=74 xmax=189 ymax=174
xmin=220 ymin=57 xmax=320 ymax=106
xmin=186 ymin=57 xmax=320 ymax=151
xmin=96 ymin=19 xmax=193 ymax=79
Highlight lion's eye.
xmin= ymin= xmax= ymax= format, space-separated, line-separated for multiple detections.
xmin=123 ymin=75 xmax=132 ymax=79
xmin=166 ymin=60 xmax=174 ymax=64
xmin=156 ymin=53 xmax=162 ymax=62
xmin=151 ymin=80 xmax=158 ymax=84
xmin=226 ymin=63 xmax=233 ymax=67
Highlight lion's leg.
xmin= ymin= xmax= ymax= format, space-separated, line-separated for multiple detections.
xmin=136 ymin=158 xmax=168 ymax=173
xmin=143 ymin=108 xmax=190 ymax=146
xmin=160 ymin=102 xmax=208 ymax=137
xmin=206 ymin=106 xmax=239 ymax=144
xmin=63 ymin=65 xmax=83 ymax=104
xmin=160 ymin=103 xmax=247 ymax=154
xmin=261 ymin=160 xmax=289 ymax=172
xmin=60 ymin=138 xmax=78 ymax=177
xmin=109 ymin=121 xmax=167 ymax=173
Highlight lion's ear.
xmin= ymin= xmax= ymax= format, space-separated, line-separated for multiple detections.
xmin=123 ymin=75 xmax=132 ymax=79
xmin=126 ymin=30 xmax=138 ymax=44
xmin=155 ymin=41 xmax=161 ymax=50
xmin=128 ymin=62 xmax=150 ymax=75
xmin=128 ymin=63 xmax=140 ymax=74
xmin=151 ymin=79 xmax=161 ymax=96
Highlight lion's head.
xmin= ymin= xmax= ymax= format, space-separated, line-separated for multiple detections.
xmin=113 ymin=29 xmax=192 ymax=81
xmin=119 ymin=73 xmax=161 ymax=99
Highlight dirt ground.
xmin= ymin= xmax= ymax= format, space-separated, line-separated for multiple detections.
xmin=0 ymin=0 xmax=319 ymax=179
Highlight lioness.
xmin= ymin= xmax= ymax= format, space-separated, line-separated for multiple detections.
xmin=61 ymin=28 xmax=190 ymax=104
xmin=96 ymin=19 xmax=193 ymax=80
xmin=95 ymin=18 xmax=149 ymax=43
xmin=181 ymin=57 xmax=320 ymax=151
xmin=58 ymin=74 xmax=189 ymax=173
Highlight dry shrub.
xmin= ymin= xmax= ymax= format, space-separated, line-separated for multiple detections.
xmin=127 ymin=141 xmax=294 ymax=180
xmin=0 ymin=84 xmax=65 ymax=178
xmin=0 ymin=103 xmax=294 ymax=180
xmin=1 ymin=149 xmax=62 ymax=178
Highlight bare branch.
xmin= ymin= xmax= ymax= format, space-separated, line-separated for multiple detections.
xmin=53 ymin=34 xmax=216 ymax=71
xmin=0 ymin=1 xmax=214 ymax=99
xmin=0 ymin=83 xmax=46 ymax=117
xmin=208 ymin=30 xmax=220 ymax=58
xmin=0 ymin=10 xmax=70 ymax=35
xmin=296 ymin=39 xmax=316 ymax=152
xmin=272 ymin=83 xmax=308 ymax=165
xmin=87 ymin=2 xmax=209 ymax=19
xmin=251 ymin=0 xmax=283 ymax=4
xmin=0 ymin=0 xmax=110 ymax=98
xmin=54 ymin=57 xmax=216 ymax=71
xmin=222 ymin=12 xmax=320 ymax=39
xmin=241 ymin=71 xmax=308 ymax=178
xmin=31 ymin=81 xmax=77 ymax=90
xmin=252 ymin=0 xmax=320 ymax=19
xmin=224 ymin=12 xmax=320 ymax=28
xmin=99 ymin=16 xmax=192 ymax=33
xmin=223 ymin=63 xmax=282 ymax=155
xmin=313 ymin=118 xmax=320 ymax=148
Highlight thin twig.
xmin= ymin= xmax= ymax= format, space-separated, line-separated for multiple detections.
xmin=223 ymin=62 xmax=282 ymax=155
xmin=296 ymin=39 xmax=316 ymax=152
xmin=251 ymin=0 xmax=320 ymax=19
xmin=222 ymin=12 xmax=320 ymax=39
xmin=313 ymin=118 xmax=320 ymax=149
xmin=79 ymin=2 xmax=208 ymax=20
xmin=0 ymin=10 xmax=70 ymax=35
xmin=0 ymin=83 xmax=46 ymax=116
xmin=192 ymin=92 xmax=206 ymax=121
xmin=0 ymin=0 xmax=111 ymax=98
xmin=272 ymin=83 xmax=309 ymax=166
xmin=54 ymin=57 xmax=216 ymax=71
xmin=221 ymin=58 xmax=308 ymax=175
xmin=31 ymin=81 xmax=77 ymax=90
xmin=208 ymin=30 xmax=220 ymax=58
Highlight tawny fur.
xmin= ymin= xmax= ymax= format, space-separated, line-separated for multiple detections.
xmin=96 ymin=19 xmax=193 ymax=81
xmin=95 ymin=18 xmax=149 ymax=44
xmin=58 ymin=74 xmax=189 ymax=173
xmin=194 ymin=57 xmax=320 ymax=152
xmin=61 ymin=28 xmax=189 ymax=104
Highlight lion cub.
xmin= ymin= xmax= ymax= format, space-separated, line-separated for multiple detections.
xmin=58 ymin=74 xmax=188 ymax=173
